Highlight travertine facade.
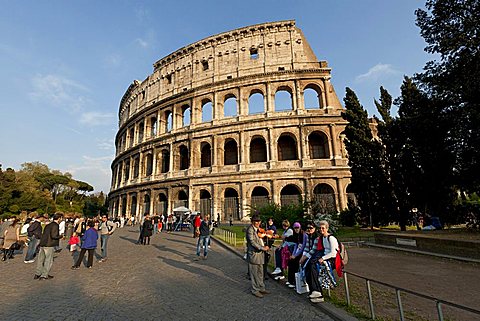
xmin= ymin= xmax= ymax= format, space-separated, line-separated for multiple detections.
xmin=108 ymin=20 xmax=352 ymax=221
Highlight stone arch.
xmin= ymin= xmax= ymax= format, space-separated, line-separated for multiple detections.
xmin=177 ymin=189 xmax=189 ymax=208
xmin=274 ymin=86 xmax=293 ymax=111
xmin=130 ymin=194 xmax=138 ymax=217
xmin=280 ymin=184 xmax=302 ymax=206
xmin=224 ymin=187 xmax=239 ymax=220
xmin=201 ymin=99 xmax=213 ymax=122
xmin=224 ymin=94 xmax=237 ymax=118
xmin=179 ymin=144 xmax=189 ymax=170
xmin=200 ymin=142 xmax=212 ymax=168
xmin=303 ymin=83 xmax=323 ymax=109
xmin=277 ymin=133 xmax=298 ymax=161
xmin=251 ymin=186 xmax=270 ymax=208
xmin=159 ymin=149 xmax=170 ymax=173
xmin=144 ymin=153 xmax=154 ymax=176
xmin=158 ymin=192 xmax=168 ymax=215
xmin=164 ymin=110 xmax=173 ymax=133
xmin=199 ymin=189 xmax=212 ymax=215
xmin=224 ymin=138 xmax=238 ymax=165
xmin=181 ymin=104 xmax=191 ymax=127
xmin=308 ymin=131 xmax=330 ymax=159
xmin=138 ymin=121 xmax=145 ymax=143
xmin=143 ymin=193 xmax=151 ymax=215
xmin=250 ymin=135 xmax=267 ymax=163
xmin=313 ymin=183 xmax=336 ymax=214
xmin=248 ymin=89 xmax=265 ymax=114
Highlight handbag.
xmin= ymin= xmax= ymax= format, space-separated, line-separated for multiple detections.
xmin=295 ymin=267 xmax=310 ymax=294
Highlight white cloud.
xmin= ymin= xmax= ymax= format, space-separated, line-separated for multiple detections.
xmin=104 ymin=54 xmax=122 ymax=67
xmin=29 ymin=74 xmax=89 ymax=113
xmin=65 ymin=155 xmax=114 ymax=193
xmin=135 ymin=38 xmax=149 ymax=48
xmin=355 ymin=63 xmax=400 ymax=82
xmin=79 ymin=111 xmax=115 ymax=126
xmin=96 ymin=138 xmax=115 ymax=151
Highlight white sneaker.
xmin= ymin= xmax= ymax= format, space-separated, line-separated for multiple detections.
xmin=288 ymin=284 xmax=295 ymax=288
xmin=310 ymin=297 xmax=324 ymax=303
xmin=274 ymin=275 xmax=285 ymax=280
xmin=308 ymin=291 xmax=322 ymax=298
xmin=285 ymin=282 xmax=290 ymax=286
xmin=272 ymin=268 xmax=282 ymax=275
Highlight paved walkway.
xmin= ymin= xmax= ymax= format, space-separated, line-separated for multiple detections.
xmin=0 ymin=227 xmax=334 ymax=321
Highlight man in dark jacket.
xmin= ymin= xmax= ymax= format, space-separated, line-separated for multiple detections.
xmin=34 ymin=213 xmax=63 ymax=280
xmin=24 ymin=215 xmax=46 ymax=263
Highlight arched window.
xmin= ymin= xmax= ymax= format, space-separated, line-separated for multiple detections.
xmin=129 ymin=127 xmax=135 ymax=147
xmin=145 ymin=154 xmax=153 ymax=176
xmin=280 ymin=184 xmax=302 ymax=206
xmin=133 ymin=156 xmax=140 ymax=178
xmin=166 ymin=111 xmax=173 ymax=132
xmin=158 ymin=193 xmax=168 ymax=216
xmin=308 ymin=132 xmax=329 ymax=159
xmin=278 ymin=134 xmax=298 ymax=160
xmin=138 ymin=122 xmax=144 ymax=143
xmin=248 ymin=92 xmax=264 ymax=114
xmin=224 ymin=139 xmax=238 ymax=165
xmin=224 ymin=95 xmax=237 ymax=118
xmin=179 ymin=145 xmax=189 ymax=170
xmin=177 ymin=190 xmax=188 ymax=208
xmin=149 ymin=116 xmax=157 ymax=137
xmin=251 ymin=186 xmax=269 ymax=208
xmin=200 ymin=189 xmax=212 ymax=215
xmin=303 ymin=86 xmax=321 ymax=109
xmin=143 ymin=194 xmax=151 ymax=215
xmin=224 ymin=188 xmax=239 ymax=220
xmin=250 ymin=137 xmax=267 ymax=163
xmin=202 ymin=100 xmax=213 ymax=122
xmin=201 ymin=142 xmax=212 ymax=168
xmin=313 ymin=184 xmax=336 ymax=214
xmin=130 ymin=195 xmax=137 ymax=217
xmin=160 ymin=149 xmax=170 ymax=173
xmin=124 ymin=160 xmax=130 ymax=181
xmin=275 ymin=89 xmax=293 ymax=111
xmin=182 ymin=105 xmax=191 ymax=127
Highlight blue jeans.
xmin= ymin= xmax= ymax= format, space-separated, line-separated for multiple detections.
xmin=153 ymin=223 xmax=158 ymax=234
xmin=35 ymin=247 xmax=54 ymax=277
xmin=100 ymin=234 xmax=109 ymax=259
xmin=196 ymin=235 xmax=210 ymax=257
xmin=25 ymin=236 xmax=40 ymax=261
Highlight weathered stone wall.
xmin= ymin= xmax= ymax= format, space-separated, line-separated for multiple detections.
xmin=109 ymin=20 xmax=352 ymax=221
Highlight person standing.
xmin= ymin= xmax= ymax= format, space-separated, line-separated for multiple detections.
xmin=54 ymin=215 xmax=66 ymax=253
xmin=2 ymin=218 xmax=20 ymax=261
xmin=24 ymin=215 xmax=46 ymax=263
xmin=195 ymin=215 xmax=210 ymax=260
xmin=193 ymin=213 xmax=201 ymax=238
xmin=98 ymin=215 xmax=116 ymax=262
xmin=152 ymin=215 xmax=159 ymax=234
xmin=246 ymin=215 xmax=270 ymax=298
xmin=71 ymin=220 xmax=98 ymax=269
xmin=141 ymin=215 xmax=153 ymax=245
xmin=34 ymin=213 xmax=63 ymax=280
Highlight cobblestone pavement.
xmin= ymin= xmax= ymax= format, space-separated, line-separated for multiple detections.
xmin=0 ymin=227 xmax=334 ymax=321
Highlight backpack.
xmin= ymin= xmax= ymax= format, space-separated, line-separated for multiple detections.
xmin=317 ymin=235 xmax=349 ymax=267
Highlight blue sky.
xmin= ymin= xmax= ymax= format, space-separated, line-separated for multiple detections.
xmin=0 ymin=0 xmax=431 ymax=194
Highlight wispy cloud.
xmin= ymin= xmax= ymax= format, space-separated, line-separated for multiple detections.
xmin=79 ymin=112 xmax=115 ymax=126
xmin=65 ymin=155 xmax=114 ymax=192
xmin=96 ymin=138 xmax=115 ymax=151
xmin=355 ymin=63 xmax=401 ymax=82
xmin=135 ymin=38 xmax=149 ymax=48
xmin=135 ymin=7 xmax=150 ymax=23
xmin=104 ymin=53 xmax=122 ymax=67
xmin=30 ymin=74 xmax=89 ymax=113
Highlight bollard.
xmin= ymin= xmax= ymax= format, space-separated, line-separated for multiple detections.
xmin=366 ymin=280 xmax=375 ymax=320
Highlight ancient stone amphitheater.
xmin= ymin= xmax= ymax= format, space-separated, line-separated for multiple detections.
xmin=108 ymin=20 xmax=353 ymax=221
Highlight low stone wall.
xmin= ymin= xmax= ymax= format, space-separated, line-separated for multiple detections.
xmin=374 ymin=232 xmax=480 ymax=260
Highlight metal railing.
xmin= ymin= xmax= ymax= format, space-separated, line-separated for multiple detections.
xmin=340 ymin=271 xmax=480 ymax=321
xmin=215 ymin=228 xmax=237 ymax=247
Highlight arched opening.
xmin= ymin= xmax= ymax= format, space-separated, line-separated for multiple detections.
xmin=138 ymin=122 xmax=144 ymax=142
xmin=158 ymin=193 xmax=168 ymax=216
xmin=201 ymin=142 xmax=212 ymax=168
xmin=224 ymin=139 xmax=238 ymax=165
xmin=160 ymin=149 xmax=170 ymax=173
xmin=121 ymin=197 xmax=127 ymax=216
xmin=313 ymin=184 xmax=336 ymax=214
xmin=275 ymin=88 xmax=293 ymax=111
xmin=129 ymin=127 xmax=135 ymax=147
xmin=250 ymin=136 xmax=267 ymax=163
xmin=166 ymin=111 xmax=173 ymax=132
xmin=224 ymin=95 xmax=237 ymax=118
xmin=200 ymin=189 xmax=212 ymax=216
xmin=202 ymin=100 xmax=213 ymax=122
xmin=248 ymin=91 xmax=264 ymax=115
xmin=224 ymin=188 xmax=239 ymax=220
xmin=143 ymin=194 xmax=151 ymax=215
xmin=124 ymin=160 xmax=130 ymax=182
xmin=278 ymin=134 xmax=298 ymax=161
xmin=145 ymin=153 xmax=153 ymax=176
xmin=182 ymin=105 xmax=191 ymax=127
xmin=280 ymin=184 xmax=302 ymax=206
xmin=179 ymin=145 xmax=189 ymax=170
xmin=133 ymin=156 xmax=140 ymax=178
xmin=149 ymin=116 xmax=157 ymax=137
xmin=346 ymin=184 xmax=358 ymax=207
xmin=130 ymin=195 xmax=138 ymax=217
xmin=251 ymin=186 xmax=270 ymax=208
xmin=303 ymin=86 xmax=322 ymax=109
xmin=177 ymin=190 xmax=188 ymax=208
xmin=308 ymin=131 xmax=330 ymax=159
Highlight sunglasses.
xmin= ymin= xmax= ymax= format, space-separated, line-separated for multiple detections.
xmin=306 ymin=226 xmax=314 ymax=229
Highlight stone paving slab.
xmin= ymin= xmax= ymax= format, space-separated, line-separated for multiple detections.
xmin=0 ymin=227 xmax=334 ymax=321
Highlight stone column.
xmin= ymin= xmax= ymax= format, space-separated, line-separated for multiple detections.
xmin=169 ymin=143 xmax=174 ymax=174
xmin=323 ymin=76 xmax=331 ymax=108
xmin=329 ymin=123 xmax=339 ymax=159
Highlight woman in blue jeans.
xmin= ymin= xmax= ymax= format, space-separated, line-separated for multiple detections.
xmin=71 ymin=220 xmax=98 ymax=269
xmin=196 ymin=215 xmax=210 ymax=259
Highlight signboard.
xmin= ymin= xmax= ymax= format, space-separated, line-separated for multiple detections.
xmin=396 ymin=238 xmax=417 ymax=247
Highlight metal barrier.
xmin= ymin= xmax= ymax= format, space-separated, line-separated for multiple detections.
xmin=341 ymin=271 xmax=480 ymax=321
xmin=215 ymin=228 xmax=237 ymax=247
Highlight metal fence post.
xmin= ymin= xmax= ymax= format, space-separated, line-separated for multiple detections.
xmin=396 ymin=289 xmax=405 ymax=321
xmin=366 ymin=280 xmax=376 ymax=320
xmin=437 ymin=301 xmax=444 ymax=321
xmin=344 ymin=272 xmax=351 ymax=306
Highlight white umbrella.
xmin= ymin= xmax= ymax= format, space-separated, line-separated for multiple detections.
xmin=172 ymin=206 xmax=190 ymax=213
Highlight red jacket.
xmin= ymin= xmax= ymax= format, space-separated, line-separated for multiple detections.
xmin=194 ymin=216 xmax=201 ymax=228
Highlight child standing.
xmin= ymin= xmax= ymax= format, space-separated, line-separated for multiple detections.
xmin=69 ymin=232 xmax=80 ymax=255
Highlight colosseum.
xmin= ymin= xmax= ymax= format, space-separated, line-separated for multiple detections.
xmin=108 ymin=20 xmax=353 ymax=222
